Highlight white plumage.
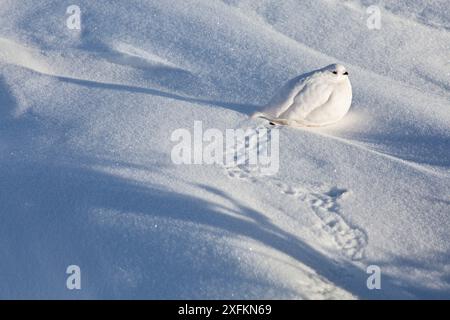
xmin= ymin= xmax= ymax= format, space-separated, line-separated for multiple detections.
xmin=252 ymin=64 xmax=352 ymax=127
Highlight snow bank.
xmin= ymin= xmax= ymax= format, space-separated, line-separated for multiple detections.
xmin=0 ymin=0 xmax=449 ymax=299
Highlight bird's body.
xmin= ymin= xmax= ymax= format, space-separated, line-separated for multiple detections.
xmin=252 ymin=64 xmax=352 ymax=127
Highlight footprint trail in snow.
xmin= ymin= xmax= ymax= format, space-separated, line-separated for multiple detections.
xmin=222 ymin=125 xmax=368 ymax=261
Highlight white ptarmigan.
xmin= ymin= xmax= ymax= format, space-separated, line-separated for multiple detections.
xmin=252 ymin=64 xmax=352 ymax=127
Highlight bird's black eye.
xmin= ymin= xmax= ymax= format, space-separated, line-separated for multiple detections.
xmin=332 ymin=71 xmax=338 ymax=74
xmin=343 ymin=72 xmax=349 ymax=75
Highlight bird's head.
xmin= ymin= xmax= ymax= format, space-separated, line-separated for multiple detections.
xmin=324 ymin=64 xmax=349 ymax=81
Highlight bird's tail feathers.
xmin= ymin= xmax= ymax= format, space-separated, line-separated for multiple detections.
xmin=250 ymin=111 xmax=323 ymax=127
xmin=255 ymin=117 xmax=323 ymax=128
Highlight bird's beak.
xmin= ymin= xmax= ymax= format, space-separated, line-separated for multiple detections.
xmin=343 ymin=72 xmax=349 ymax=75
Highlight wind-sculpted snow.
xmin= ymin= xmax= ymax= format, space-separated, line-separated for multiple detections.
xmin=0 ymin=0 xmax=449 ymax=299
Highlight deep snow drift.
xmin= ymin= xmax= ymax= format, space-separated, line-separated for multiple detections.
xmin=0 ymin=0 xmax=449 ymax=299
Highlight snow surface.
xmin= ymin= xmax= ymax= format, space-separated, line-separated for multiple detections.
xmin=0 ymin=0 xmax=449 ymax=299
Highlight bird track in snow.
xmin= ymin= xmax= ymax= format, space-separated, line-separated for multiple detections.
xmin=275 ymin=182 xmax=367 ymax=261
xmin=222 ymin=126 xmax=368 ymax=261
